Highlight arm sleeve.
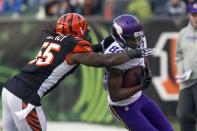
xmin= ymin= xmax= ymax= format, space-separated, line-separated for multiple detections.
xmin=92 ymin=44 xmax=103 ymax=53
xmin=102 ymin=35 xmax=114 ymax=49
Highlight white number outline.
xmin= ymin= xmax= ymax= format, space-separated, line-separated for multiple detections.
xmin=29 ymin=42 xmax=61 ymax=66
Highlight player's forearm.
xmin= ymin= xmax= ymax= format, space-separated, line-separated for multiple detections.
xmin=104 ymin=49 xmax=144 ymax=66
xmin=104 ymin=52 xmax=130 ymax=66
xmin=79 ymin=52 xmax=130 ymax=67
xmin=73 ymin=49 xmax=142 ymax=67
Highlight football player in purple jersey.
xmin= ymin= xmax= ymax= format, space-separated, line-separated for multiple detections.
xmin=97 ymin=14 xmax=174 ymax=131
xmin=1 ymin=13 xmax=156 ymax=131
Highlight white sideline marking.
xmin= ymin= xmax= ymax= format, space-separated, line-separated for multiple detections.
xmin=47 ymin=122 xmax=127 ymax=131
xmin=0 ymin=121 xmax=126 ymax=131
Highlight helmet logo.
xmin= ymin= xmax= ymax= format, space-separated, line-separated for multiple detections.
xmin=113 ymin=22 xmax=126 ymax=44
xmin=113 ymin=22 xmax=123 ymax=35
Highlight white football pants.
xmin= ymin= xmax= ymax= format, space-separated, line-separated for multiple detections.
xmin=2 ymin=88 xmax=46 ymax=131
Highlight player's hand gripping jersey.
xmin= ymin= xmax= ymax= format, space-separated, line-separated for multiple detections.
xmin=5 ymin=34 xmax=92 ymax=106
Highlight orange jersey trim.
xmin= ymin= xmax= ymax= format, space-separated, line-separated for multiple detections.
xmin=65 ymin=40 xmax=93 ymax=65
xmin=72 ymin=40 xmax=93 ymax=53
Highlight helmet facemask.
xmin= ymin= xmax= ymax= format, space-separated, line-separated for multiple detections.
xmin=123 ymin=31 xmax=144 ymax=50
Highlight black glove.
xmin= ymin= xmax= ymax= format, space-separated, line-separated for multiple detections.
xmin=140 ymin=76 xmax=152 ymax=89
xmin=140 ymin=68 xmax=152 ymax=90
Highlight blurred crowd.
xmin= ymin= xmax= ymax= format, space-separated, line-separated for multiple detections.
xmin=0 ymin=0 xmax=196 ymax=21
xmin=109 ymin=0 xmax=196 ymax=21
xmin=0 ymin=0 xmax=103 ymax=18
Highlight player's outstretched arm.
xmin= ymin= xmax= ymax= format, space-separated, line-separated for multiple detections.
xmin=70 ymin=49 xmax=142 ymax=67
xmin=70 ymin=52 xmax=129 ymax=67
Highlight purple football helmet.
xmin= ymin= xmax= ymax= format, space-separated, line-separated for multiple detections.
xmin=112 ymin=14 xmax=144 ymax=49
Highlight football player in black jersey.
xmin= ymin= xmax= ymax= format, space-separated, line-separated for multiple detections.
xmin=2 ymin=13 xmax=156 ymax=131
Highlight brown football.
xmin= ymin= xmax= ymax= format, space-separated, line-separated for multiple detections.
xmin=123 ymin=66 xmax=144 ymax=88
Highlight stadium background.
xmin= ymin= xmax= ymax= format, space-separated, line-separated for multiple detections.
xmin=0 ymin=0 xmax=191 ymax=130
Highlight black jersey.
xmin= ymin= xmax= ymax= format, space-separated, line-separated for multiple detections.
xmin=5 ymin=34 xmax=93 ymax=106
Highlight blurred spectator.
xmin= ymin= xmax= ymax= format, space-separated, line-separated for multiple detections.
xmin=82 ymin=0 xmax=102 ymax=15
xmin=83 ymin=0 xmax=94 ymax=15
xmin=92 ymin=0 xmax=103 ymax=15
xmin=0 ymin=0 xmax=104 ymax=17
xmin=149 ymin=0 xmax=167 ymax=14
xmin=23 ymin=0 xmax=40 ymax=13
xmin=0 ymin=0 xmax=3 ymax=12
xmin=44 ymin=0 xmax=84 ymax=17
xmin=44 ymin=0 xmax=58 ymax=17
xmin=110 ymin=0 xmax=130 ymax=19
xmin=104 ymin=0 xmax=113 ymax=20
xmin=69 ymin=0 xmax=83 ymax=15
xmin=175 ymin=2 xmax=197 ymax=131
xmin=184 ymin=0 xmax=195 ymax=5
xmin=58 ymin=0 xmax=72 ymax=16
xmin=127 ymin=0 xmax=152 ymax=21
xmin=2 ymin=0 xmax=22 ymax=14
xmin=164 ymin=0 xmax=186 ymax=16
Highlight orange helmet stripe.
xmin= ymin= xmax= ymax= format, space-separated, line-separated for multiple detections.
xmin=69 ymin=13 xmax=74 ymax=34
xmin=65 ymin=14 xmax=72 ymax=35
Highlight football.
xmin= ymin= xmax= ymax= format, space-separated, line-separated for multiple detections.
xmin=123 ymin=66 xmax=144 ymax=88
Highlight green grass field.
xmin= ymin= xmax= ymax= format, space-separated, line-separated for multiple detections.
xmin=171 ymin=119 xmax=180 ymax=131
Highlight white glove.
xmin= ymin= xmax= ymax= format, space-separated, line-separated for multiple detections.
xmin=176 ymin=70 xmax=192 ymax=83
xmin=15 ymin=103 xmax=35 ymax=120
xmin=141 ymin=48 xmax=157 ymax=56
